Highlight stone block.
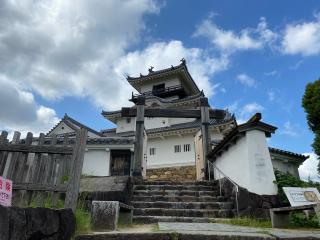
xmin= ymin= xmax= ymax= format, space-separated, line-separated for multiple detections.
xmin=91 ymin=201 xmax=119 ymax=231
xmin=0 ymin=205 xmax=75 ymax=240
xmin=59 ymin=208 xmax=76 ymax=240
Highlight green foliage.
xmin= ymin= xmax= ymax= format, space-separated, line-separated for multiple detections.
xmin=169 ymin=232 xmax=179 ymax=240
xmin=302 ymin=79 xmax=320 ymax=171
xmin=214 ymin=217 xmax=272 ymax=228
xmin=60 ymin=174 xmax=70 ymax=184
xmin=75 ymin=192 xmax=91 ymax=234
xmin=290 ymin=212 xmax=319 ymax=228
xmin=75 ymin=207 xmax=91 ymax=233
xmin=273 ymin=169 xmax=314 ymax=204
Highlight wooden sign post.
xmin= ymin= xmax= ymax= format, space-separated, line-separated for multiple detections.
xmin=200 ymin=97 xmax=211 ymax=179
xmin=132 ymin=96 xmax=145 ymax=177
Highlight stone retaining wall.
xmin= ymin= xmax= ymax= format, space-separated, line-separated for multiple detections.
xmin=147 ymin=165 xmax=196 ymax=181
xmin=0 ymin=205 xmax=75 ymax=240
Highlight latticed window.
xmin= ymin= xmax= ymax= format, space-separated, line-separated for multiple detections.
xmin=174 ymin=145 xmax=181 ymax=153
xmin=184 ymin=144 xmax=191 ymax=152
xmin=150 ymin=147 xmax=156 ymax=155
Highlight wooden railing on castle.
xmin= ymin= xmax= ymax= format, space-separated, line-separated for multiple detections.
xmin=0 ymin=128 xmax=87 ymax=212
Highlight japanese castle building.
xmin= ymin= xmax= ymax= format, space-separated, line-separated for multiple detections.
xmin=47 ymin=60 xmax=308 ymax=195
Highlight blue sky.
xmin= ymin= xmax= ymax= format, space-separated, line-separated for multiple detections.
xmin=0 ymin=0 xmax=319 ymax=179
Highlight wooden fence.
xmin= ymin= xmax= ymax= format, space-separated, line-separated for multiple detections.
xmin=0 ymin=128 xmax=87 ymax=212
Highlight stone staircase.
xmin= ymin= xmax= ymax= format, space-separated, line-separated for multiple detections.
xmin=132 ymin=180 xmax=234 ymax=223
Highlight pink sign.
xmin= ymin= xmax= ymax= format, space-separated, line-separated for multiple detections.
xmin=0 ymin=176 xmax=12 ymax=207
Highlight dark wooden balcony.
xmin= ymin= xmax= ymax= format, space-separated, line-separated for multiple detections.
xmin=130 ymin=85 xmax=187 ymax=102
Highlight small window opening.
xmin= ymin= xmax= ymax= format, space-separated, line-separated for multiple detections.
xmin=174 ymin=145 xmax=181 ymax=153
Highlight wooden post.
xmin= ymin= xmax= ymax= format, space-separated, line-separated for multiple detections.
xmin=132 ymin=96 xmax=145 ymax=177
xmin=0 ymin=131 xmax=8 ymax=175
xmin=4 ymin=131 xmax=21 ymax=178
xmin=200 ymin=97 xmax=211 ymax=180
xmin=64 ymin=128 xmax=87 ymax=212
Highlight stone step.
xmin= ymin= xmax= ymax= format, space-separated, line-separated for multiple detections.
xmin=133 ymin=208 xmax=233 ymax=218
xmin=75 ymin=232 xmax=275 ymax=240
xmin=133 ymin=215 xmax=211 ymax=223
xmin=132 ymin=201 xmax=233 ymax=210
xmin=134 ymin=184 xmax=217 ymax=191
xmin=133 ymin=190 xmax=218 ymax=197
xmin=135 ymin=180 xmax=215 ymax=186
xmin=132 ymin=195 xmax=226 ymax=202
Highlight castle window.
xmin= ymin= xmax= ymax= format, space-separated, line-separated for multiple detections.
xmin=150 ymin=147 xmax=156 ymax=155
xmin=184 ymin=144 xmax=191 ymax=152
xmin=152 ymin=83 xmax=165 ymax=92
xmin=126 ymin=118 xmax=131 ymax=124
xmin=174 ymin=145 xmax=181 ymax=153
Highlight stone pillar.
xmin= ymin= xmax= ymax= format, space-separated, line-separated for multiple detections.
xmin=200 ymin=97 xmax=211 ymax=179
xmin=132 ymin=96 xmax=145 ymax=177
xmin=91 ymin=201 xmax=119 ymax=231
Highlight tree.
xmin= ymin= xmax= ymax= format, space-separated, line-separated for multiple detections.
xmin=302 ymin=79 xmax=320 ymax=172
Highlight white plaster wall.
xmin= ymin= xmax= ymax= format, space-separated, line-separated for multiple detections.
xmin=116 ymin=117 xmax=136 ymax=133
xmin=48 ymin=122 xmax=74 ymax=136
xmin=147 ymin=134 xmax=196 ymax=168
xmin=214 ymin=135 xmax=250 ymax=190
xmin=145 ymin=117 xmax=169 ymax=129
xmin=246 ymin=130 xmax=278 ymax=195
xmin=48 ymin=122 xmax=100 ymax=137
xmin=214 ymin=130 xmax=277 ymax=195
xmin=140 ymin=77 xmax=181 ymax=93
xmin=82 ymin=149 xmax=110 ymax=176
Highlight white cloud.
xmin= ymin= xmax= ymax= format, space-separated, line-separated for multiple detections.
xmin=0 ymin=75 xmax=59 ymax=135
xmin=116 ymin=40 xmax=229 ymax=98
xmin=268 ymin=91 xmax=275 ymax=101
xmin=280 ymin=121 xmax=298 ymax=137
xmin=264 ymin=70 xmax=278 ymax=76
xmin=299 ymin=152 xmax=320 ymax=182
xmin=238 ymin=102 xmax=264 ymax=123
xmin=0 ymin=0 xmax=161 ymax=111
xmin=194 ymin=16 xmax=277 ymax=54
xmin=236 ymin=73 xmax=256 ymax=87
xmin=282 ymin=15 xmax=320 ymax=56
xmin=226 ymin=101 xmax=264 ymax=124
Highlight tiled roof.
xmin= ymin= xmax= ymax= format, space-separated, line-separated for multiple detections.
xmin=127 ymin=59 xmax=186 ymax=81
xmin=86 ymin=137 xmax=134 ymax=145
xmin=101 ymin=110 xmax=122 ymax=116
xmin=269 ymin=147 xmax=309 ymax=160
xmin=46 ymin=114 xmax=102 ymax=136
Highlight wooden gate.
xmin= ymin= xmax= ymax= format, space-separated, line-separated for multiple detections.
xmin=0 ymin=128 xmax=87 ymax=212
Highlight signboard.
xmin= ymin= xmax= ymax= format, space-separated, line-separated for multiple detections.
xmin=283 ymin=187 xmax=320 ymax=207
xmin=0 ymin=176 xmax=12 ymax=207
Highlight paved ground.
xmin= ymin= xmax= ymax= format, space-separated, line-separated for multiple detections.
xmin=158 ymin=222 xmax=320 ymax=239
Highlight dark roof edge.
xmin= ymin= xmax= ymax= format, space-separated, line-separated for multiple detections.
xmin=269 ymin=147 xmax=309 ymax=161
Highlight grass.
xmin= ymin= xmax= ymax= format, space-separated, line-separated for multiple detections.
xmin=75 ymin=207 xmax=91 ymax=234
xmin=213 ymin=217 xmax=272 ymax=228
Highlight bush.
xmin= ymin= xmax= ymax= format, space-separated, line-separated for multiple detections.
xmin=290 ymin=212 xmax=319 ymax=228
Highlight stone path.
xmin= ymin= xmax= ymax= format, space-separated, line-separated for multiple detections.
xmin=158 ymin=222 xmax=320 ymax=239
